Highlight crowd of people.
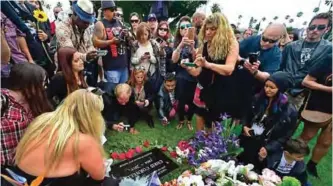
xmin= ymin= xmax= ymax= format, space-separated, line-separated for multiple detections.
xmin=0 ymin=0 xmax=332 ymax=185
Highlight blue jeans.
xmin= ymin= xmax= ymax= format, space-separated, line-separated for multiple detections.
xmin=104 ymin=68 xmax=129 ymax=93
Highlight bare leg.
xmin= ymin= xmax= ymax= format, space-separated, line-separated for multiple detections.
xmin=195 ymin=114 xmax=205 ymax=131
xmin=311 ymin=122 xmax=332 ymax=163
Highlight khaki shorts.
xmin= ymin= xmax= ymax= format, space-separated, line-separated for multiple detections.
xmin=286 ymin=92 xmax=306 ymax=111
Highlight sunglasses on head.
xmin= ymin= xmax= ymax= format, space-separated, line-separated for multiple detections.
xmin=179 ymin=23 xmax=192 ymax=30
xmin=131 ymin=19 xmax=139 ymax=23
xmin=308 ymin=24 xmax=327 ymax=31
xmin=159 ymin=28 xmax=168 ymax=32
xmin=135 ymin=65 xmax=145 ymax=71
xmin=261 ymin=36 xmax=279 ymax=43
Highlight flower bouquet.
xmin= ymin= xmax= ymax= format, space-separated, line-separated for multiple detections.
xmin=176 ymin=120 xmax=243 ymax=166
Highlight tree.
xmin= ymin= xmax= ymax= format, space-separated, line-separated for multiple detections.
xmin=262 ymin=17 xmax=266 ymax=22
xmin=238 ymin=15 xmax=243 ymax=19
xmin=255 ymin=21 xmax=261 ymax=31
xmin=248 ymin=17 xmax=254 ymax=28
xmin=253 ymin=19 xmax=258 ymax=24
xmin=325 ymin=0 xmax=333 ymax=10
xmin=297 ymin=11 xmax=303 ymax=17
xmin=45 ymin=4 xmax=51 ymax=10
xmin=313 ymin=7 xmax=320 ymax=13
xmin=285 ymin=15 xmax=290 ymax=20
xmin=56 ymin=1 xmax=63 ymax=8
xmin=273 ymin=16 xmax=279 ymax=20
xmin=289 ymin=18 xmax=294 ymax=23
xmin=211 ymin=3 xmax=222 ymax=13
xmin=303 ymin=21 xmax=308 ymax=25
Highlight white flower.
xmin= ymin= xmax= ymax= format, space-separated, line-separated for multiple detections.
xmin=247 ymin=171 xmax=258 ymax=181
xmin=177 ymin=175 xmax=204 ymax=186
xmin=176 ymin=146 xmax=189 ymax=158
xmin=176 ymin=157 xmax=183 ymax=164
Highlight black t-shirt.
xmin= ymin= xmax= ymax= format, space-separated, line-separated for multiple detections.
xmin=300 ymin=41 xmax=320 ymax=65
xmin=307 ymin=56 xmax=332 ymax=113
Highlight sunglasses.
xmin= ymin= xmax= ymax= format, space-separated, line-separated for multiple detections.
xmin=308 ymin=24 xmax=327 ymax=31
xmin=131 ymin=19 xmax=139 ymax=23
xmin=149 ymin=19 xmax=157 ymax=22
xmin=179 ymin=24 xmax=192 ymax=30
xmin=135 ymin=65 xmax=145 ymax=71
xmin=108 ymin=7 xmax=117 ymax=12
xmin=261 ymin=36 xmax=279 ymax=43
xmin=159 ymin=28 xmax=168 ymax=32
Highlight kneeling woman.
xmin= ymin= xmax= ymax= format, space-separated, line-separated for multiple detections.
xmin=238 ymin=72 xmax=298 ymax=170
xmin=13 ymin=89 xmax=108 ymax=186
xmin=47 ymin=47 xmax=88 ymax=106
xmin=127 ymin=66 xmax=155 ymax=128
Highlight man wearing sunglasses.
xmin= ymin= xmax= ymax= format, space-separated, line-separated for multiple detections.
xmin=280 ymin=12 xmax=332 ymax=111
xmin=93 ymin=0 xmax=131 ymax=93
xmin=239 ymin=23 xmax=284 ymax=82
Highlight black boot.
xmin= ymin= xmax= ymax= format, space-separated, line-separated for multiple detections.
xmin=307 ymin=160 xmax=319 ymax=178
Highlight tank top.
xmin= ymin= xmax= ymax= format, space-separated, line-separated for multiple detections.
xmin=101 ymin=18 xmax=128 ymax=71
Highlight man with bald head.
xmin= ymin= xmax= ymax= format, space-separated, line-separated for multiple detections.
xmin=192 ymin=12 xmax=205 ymax=35
xmin=239 ymin=23 xmax=284 ymax=82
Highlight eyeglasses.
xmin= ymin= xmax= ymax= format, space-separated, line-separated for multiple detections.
xmin=108 ymin=7 xmax=117 ymax=12
xmin=308 ymin=24 xmax=327 ymax=31
xmin=131 ymin=19 xmax=139 ymax=23
xmin=149 ymin=19 xmax=157 ymax=22
xmin=179 ymin=24 xmax=192 ymax=30
xmin=261 ymin=36 xmax=279 ymax=43
xmin=159 ymin=28 xmax=168 ymax=32
xmin=135 ymin=65 xmax=145 ymax=71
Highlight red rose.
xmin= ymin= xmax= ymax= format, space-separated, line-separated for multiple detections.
xmin=128 ymin=148 xmax=135 ymax=155
xmin=161 ymin=146 xmax=168 ymax=152
xmin=110 ymin=152 xmax=119 ymax=160
xmin=118 ymin=153 xmax=126 ymax=160
xmin=135 ymin=146 xmax=142 ymax=153
xmin=177 ymin=141 xmax=190 ymax=151
xmin=125 ymin=151 xmax=134 ymax=159
xmin=170 ymin=151 xmax=178 ymax=158
xmin=143 ymin=140 xmax=150 ymax=148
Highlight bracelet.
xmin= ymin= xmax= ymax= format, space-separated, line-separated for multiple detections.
xmin=253 ymin=70 xmax=259 ymax=76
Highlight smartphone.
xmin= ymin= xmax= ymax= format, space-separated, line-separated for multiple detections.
xmin=187 ymin=27 xmax=195 ymax=40
xmin=249 ymin=52 xmax=259 ymax=64
xmin=97 ymin=50 xmax=108 ymax=57
xmin=183 ymin=62 xmax=197 ymax=67
xmin=156 ymin=37 xmax=164 ymax=44
xmin=248 ymin=129 xmax=255 ymax=136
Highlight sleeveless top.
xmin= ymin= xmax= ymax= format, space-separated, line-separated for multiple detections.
xmin=101 ymin=18 xmax=128 ymax=71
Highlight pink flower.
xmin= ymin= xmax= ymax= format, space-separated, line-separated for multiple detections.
xmin=125 ymin=151 xmax=134 ymax=159
xmin=118 ymin=153 xmax=126 ymax=160
xmin=170 ymin=151 xmax=178 ymax=158
xmin=143 ymin=140 xmax=150 ymax=148
xmin=135 ymin=146 xmax=142 ymax=153
xmin=161 ymin=147 xmax=168 ymax=152
xmin=178 ymin=141 xmax=191 ymax=151
xmin=110 ymin=152 xmax=119 ymax=160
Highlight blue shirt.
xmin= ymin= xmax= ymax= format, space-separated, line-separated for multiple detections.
xmin=239 ymin=35 xmax=281 ymax=74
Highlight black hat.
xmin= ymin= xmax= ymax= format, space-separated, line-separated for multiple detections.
xmin=267 ymin=71 xmax=293 ymax=93
xmin=101 ymin=0 xmax=116 ymax=9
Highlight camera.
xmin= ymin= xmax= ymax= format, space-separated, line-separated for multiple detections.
xmin=249 ymin=52 xmax=260 ymax=64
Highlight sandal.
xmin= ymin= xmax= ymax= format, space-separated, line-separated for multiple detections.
xmin=177 ymin=121 xmax=184 ymax=129
xmin=187 ymin=121 xmax=193 ymax=131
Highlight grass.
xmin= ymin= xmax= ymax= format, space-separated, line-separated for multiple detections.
xmin=104 ymin=115 xmax=332 ymax=185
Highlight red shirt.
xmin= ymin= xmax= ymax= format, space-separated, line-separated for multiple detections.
xmin=1 ymin=89 xmax=34 ymax=166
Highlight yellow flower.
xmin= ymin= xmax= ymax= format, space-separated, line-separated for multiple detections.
xmin=33 ymin=10 xmax=48 ymax=22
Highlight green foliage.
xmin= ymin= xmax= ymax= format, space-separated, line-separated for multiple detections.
xmin=56 ymin=1 xmax=62 ymax=8
xmin=262 ymin=17 xmax=266 ymax=22
xmin=297 ymin=11 xmax=303 ymax=17
xmin=313 ymin=7 xmax=320 ymax=13
xmin=248 ymin=17 xmax=254 ymax=28
xmin=285 ymin=15 xmax=290 ymax=20
xmin=211 ymin=3 xmax=222 ymax=13
xmin=289 ymin=18 xmax=294 ymax=23
xmin=273 ymin=16 xmax=279 ymax=20
xmin=286 ymin=27 xmax=293 ymax=32
xmin=279 ymin=176 xmax=301 ymax=186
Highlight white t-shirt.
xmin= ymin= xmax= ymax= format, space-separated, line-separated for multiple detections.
xmin=276 ymin=153 xmax=296 ymax=174
xmin=131 ymin=42 xmax=157 ymax=75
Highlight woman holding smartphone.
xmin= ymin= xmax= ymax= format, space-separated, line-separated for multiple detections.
xmin=171 ymin=16 xmax=197 ymax=130
xmin=238 ymin=72 xmax=298 ymax=171
xmin=186 ymin=13 xmax=238 ymax=130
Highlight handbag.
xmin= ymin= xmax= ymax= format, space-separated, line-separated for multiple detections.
xmin=147 ymin=63 xmax=163 ymax=93
xmin=301 ymin=90 xmax=332 ymax=128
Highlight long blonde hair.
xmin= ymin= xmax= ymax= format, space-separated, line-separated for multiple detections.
xmin=198 ymin=13 xmax=235 ymax=61
xmin=15 ymin=89 xmax=105 ymax=169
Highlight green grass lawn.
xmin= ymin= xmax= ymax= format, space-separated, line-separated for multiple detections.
xmin=104 ymin=116 xmax=332 ymax=185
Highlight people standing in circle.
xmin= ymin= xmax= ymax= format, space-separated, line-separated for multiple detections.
xmin=172 ymin=16 xmax=197 ymax=131
xmin=238 ymin=72 xmax=297 ymax=171
xmin=127 ymin=66 xmax=155 ymax=128
xmin=47 ymin=47 xmax=88 ymax=106
xmin=1 ymin=63 xmax=52 ymax=167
